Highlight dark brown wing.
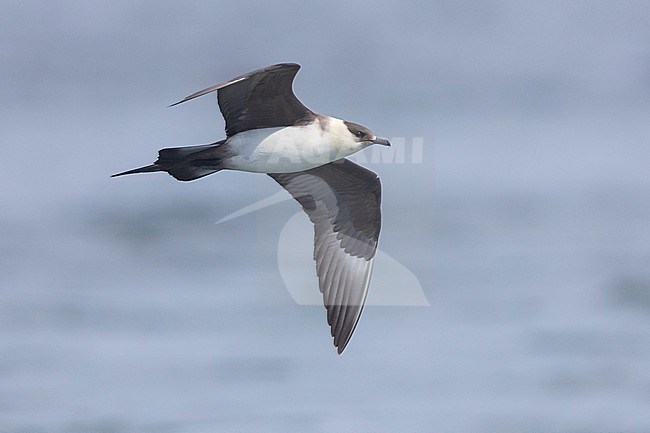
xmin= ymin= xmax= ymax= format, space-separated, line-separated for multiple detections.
xmin=269 ymin=159 xmax=381 ymax=354
xmin=170 ymin=63 xmax=316 ymax=136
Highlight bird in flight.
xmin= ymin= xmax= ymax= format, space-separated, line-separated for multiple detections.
xmin=113 ymin=63 xmax=390 ymax=353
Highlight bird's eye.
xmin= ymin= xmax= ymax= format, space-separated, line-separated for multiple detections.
xmin=355 ymin=130 xmax=365 ymax=139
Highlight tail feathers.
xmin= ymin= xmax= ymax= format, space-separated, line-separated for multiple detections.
xmin=111 ymin=164 xmax=161 ymax=177
xmin=112 ymin=141 xmax=224 ymax=182
xmin=157 ymin=143 xmax=217 ymax=162
xmin=166 ymin=165 xmax=219 ymax=181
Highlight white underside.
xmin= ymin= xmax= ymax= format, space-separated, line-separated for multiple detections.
xmin=221 ymin=119 xmax=364 ymax=173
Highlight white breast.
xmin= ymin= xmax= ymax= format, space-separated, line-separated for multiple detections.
xmin=222 ymin=117 xmax=362 ymax=173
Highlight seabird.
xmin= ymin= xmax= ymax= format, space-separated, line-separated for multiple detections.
xmin=113 ymin=63 xmax=390 ymax=353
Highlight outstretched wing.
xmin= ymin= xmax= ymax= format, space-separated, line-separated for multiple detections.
xmin=269 ymin=159 xmax=382 ymax=354
xmin=170 ymin=63 xmax=316 ymax=136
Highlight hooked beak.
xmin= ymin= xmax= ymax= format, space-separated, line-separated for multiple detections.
xmin=372 ymin=137 xmax=391 ymax=146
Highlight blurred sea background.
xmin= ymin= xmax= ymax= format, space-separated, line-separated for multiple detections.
xmin=1 ymin=1 xmax=649 ymax=432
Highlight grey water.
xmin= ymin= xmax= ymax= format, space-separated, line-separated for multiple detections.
xmin=1 ymin=1 xmax=650 ymax=432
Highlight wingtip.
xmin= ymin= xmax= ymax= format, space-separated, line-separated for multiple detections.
xmin=335 ymin=337 xmax=351 ymax=355
xmin=274 ymin=62 xmax=301 ymax=69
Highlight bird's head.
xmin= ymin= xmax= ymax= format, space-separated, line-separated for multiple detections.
xmin=322 ymin=117 xmax=391 ymax=160
xmin=343 ymin=121 xmax=391 ymax=149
